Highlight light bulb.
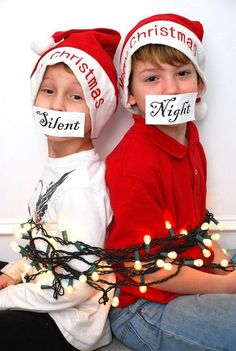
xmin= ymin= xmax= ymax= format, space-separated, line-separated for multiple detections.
xmin=91 ymin=271 xmax=99 ymax=281
xmin=66 ymin=285 xmax=74 ymax=295
xmin=79 ymin=274 xmax=87 ymax=284
xmin=156 ymin=259 xmax=165 ymax=268
xmin=144 ymin=235 xmax=151 ymax=245
xmin=164 ymin=262 xmax=172 ymax=271
xmin=211 ymin=233 xmax=220 ymax=241
xmin=165 ymin=221 xmax=176 ymax=237
xmin=12 ymin=224 xmax=22 ymax=238
xmin=10 ymin=241 xmax=20 ymax=253
xmin=139 ymin=285 xmax=147 ymax=293
xmin=167 ymin=251 xmax=177 ymax=259
xmin=112 ymin=296 xmax=119 ymax=307
xmin=165 ymin=221 xmax=171 ymax=229
xmin=134 ymin=261 xmax=142 ymax=270
xmin=14 ymin=232 xmax=22 ymax=240
xmin=201 ymin=222 xmax=210 ymax=231
xmin=202 ymin=249 xmax=211 ymax=258
xmin=217 ymin=223 xmax=224 ymax=231
xmin=202 ymin=238 xmax=212 ymax=247
xmin=193 ymin=259 xmax=204 ymax=267
xmin=23 ymin=260 xmax=32 ymax=273
xmin=23 ymin=223 xmax=31 ymax=231
xmin=220 ymin=259 xmax=228 ymax=267
xmin=180 ymin=229 xmax=188 ymax=236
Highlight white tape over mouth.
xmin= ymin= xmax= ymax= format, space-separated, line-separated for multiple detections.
xmin=145 ymin=92 xmax=198 ymax=125
xmin=33 ymin=106 xmax=86 ymax=137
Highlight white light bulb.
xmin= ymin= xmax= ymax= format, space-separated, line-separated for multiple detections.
xmin=112 ymin=296 xmax=119 ymax=307
xmin=134 ymin=261 xmax=142 ymax=270
xmin=203 ymin=249 xmax=211 ymax=258
xmin=202 ymin=238 xmax=212 ymax=247
xmin=139 ymin=285 xmax=147 ymax=293
xmin=66 ymin=285 xmax=74 ymax=295
xmin=194 ymin=259 xmax=204 ymax=267
xmin=10 ymin=241 xmax=20 ymax=253
xmin=23 ymin=260 xmax=32 ymax=273
xmin=165 ymin=221 xmax=171 ymax=229
xmin=201 ymin=222 xmax=210 ymax=231
xmin=91 ymin=271 xmax=99 ymax=281
xmin=156 ymin=259 xmax=165 ymax=268
xmin=23 ymin=223 xmax=31 ymax=231
xmin=167 ymin=251 xmax=177 ymax=259
xmin=12 ymin=224 xmax=22 ymax=238
xmin=211 ymin=233 xmax=220 ymax=241
xmin=217 ymin=223 xmax=224 ymax=231
xmin=220 ymin=259 xmax=228 ymax=267
xmin=79 ymin=274 xmax=87 ymax=284
xmin=164 ymin=262 xmax=172 ymax=271
xmin=144 ymin=234 xmax=151 ymax=245
xmin=13 ymin=232 xmax=22 ymax=240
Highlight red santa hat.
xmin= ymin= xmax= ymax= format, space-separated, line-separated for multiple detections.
xmin=119 ymin=13 xmax=207 ymax=120
xmin=31 ymin=28 xmax=121 ymax=138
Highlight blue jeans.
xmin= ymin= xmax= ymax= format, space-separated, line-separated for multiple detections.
xmin=110 ymin=295 xmax=236 ymax=351
xmin=110 ymin=253 xmax=236 ymax=351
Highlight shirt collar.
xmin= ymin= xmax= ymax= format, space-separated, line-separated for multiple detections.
xmin=132 ymin=114 xmax=200 ymax=159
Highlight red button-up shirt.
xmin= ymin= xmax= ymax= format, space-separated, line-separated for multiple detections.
xmin=106 ymin=115 xmax=213 ymax=306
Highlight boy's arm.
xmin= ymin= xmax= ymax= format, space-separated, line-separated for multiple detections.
xmin=1 ymin=258 xmax=26 ymax=284
xmin=135 ymin=262 xmax=236 ymax=294
xmin=0 ymin=278 xmax=95 ymax=311
xmin=0 ymin=274 xmax=16 ymax=289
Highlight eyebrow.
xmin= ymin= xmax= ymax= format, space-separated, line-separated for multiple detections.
xmin=137 ymin=62 xmax=193 ymax=75
xmin=41 ymin=77 xmax=82 ymax=88
xmin=137 ymin=67 xmax=163 ymax=75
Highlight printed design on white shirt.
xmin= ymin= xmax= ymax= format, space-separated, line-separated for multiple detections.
xmin=34 ymin=170 xmax=75 ymax=223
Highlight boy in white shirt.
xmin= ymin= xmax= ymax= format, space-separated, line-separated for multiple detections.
xmin=0 ymin=28 xmax=120 ymax=351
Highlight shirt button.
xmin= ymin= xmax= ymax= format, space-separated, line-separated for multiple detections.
xmin=194 ymin=169 xmax=198 ymax=175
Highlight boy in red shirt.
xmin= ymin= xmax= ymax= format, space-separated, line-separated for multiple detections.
xmin=106 ymin=13 xmax=236 ymax=351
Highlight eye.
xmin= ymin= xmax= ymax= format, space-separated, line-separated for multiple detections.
xmin=146 ymin=75 xmax=158 ymax=82
xmin=41 ymin=88 xmax=54 ymax=94
xmin=71 ymin=94 xmax=82 ymax=100
xmin=178 ymin=70 xmax=190 ymax=77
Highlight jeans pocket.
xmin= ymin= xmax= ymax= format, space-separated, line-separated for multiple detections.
xmin=110 ymin=301 xmax=163 ymax=351
xmin=110 ymin=307 xmax=132 ymax=339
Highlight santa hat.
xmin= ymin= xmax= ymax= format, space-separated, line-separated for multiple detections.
xmin=119 ymin=13 xmax=207 ymax=120
xmin=31 ymin=28 xmax=121 ymax=138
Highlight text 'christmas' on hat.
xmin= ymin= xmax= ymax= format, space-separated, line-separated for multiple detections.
xmin=119 ymin=13 xmax=207 ymax=120
xmin=31 ymin=28 xmax=121 ymax=138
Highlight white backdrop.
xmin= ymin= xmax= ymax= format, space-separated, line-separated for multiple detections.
xmin=0 ymin=0 xmax=236 ymax=233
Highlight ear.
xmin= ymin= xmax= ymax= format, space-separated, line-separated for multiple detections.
xmin=127 ymin=92 xmax=136 ymax=106
xmin=197 ymin=77 xmax=205 ymax=96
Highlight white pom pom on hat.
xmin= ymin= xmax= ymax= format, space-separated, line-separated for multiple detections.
xmin=31 ymin=36 xmax=55 ymax=56
xmin=195 ymin=97 xmax=208 ymax=121
xmin=30 ymin=31 xmax=72 ymax=56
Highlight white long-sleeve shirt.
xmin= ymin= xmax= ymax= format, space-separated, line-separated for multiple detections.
xmin=1 ymin=149 xmax=115 ymax=350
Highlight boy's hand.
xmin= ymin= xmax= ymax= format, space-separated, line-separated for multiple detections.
xmin=0 ymin=273 xmax=16 ymax=290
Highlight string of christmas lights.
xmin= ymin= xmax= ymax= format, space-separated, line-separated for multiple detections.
xmin=11 ymin=210 xmax=234 ymax=306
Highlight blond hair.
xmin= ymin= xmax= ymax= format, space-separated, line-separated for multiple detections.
xmin=129 ymin=44 xmax=193 ymax=86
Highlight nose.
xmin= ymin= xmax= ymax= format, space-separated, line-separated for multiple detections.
xmin=50 ymin=94 xmax=65 ymax=111
xmin=162 ymin=77 xmax=180 ymax=95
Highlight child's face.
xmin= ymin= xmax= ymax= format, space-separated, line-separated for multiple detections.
xmin=35 ymin=63 xmax=91 ymax=141
xmin=128 ymin=60 xmax=204 ymax=117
